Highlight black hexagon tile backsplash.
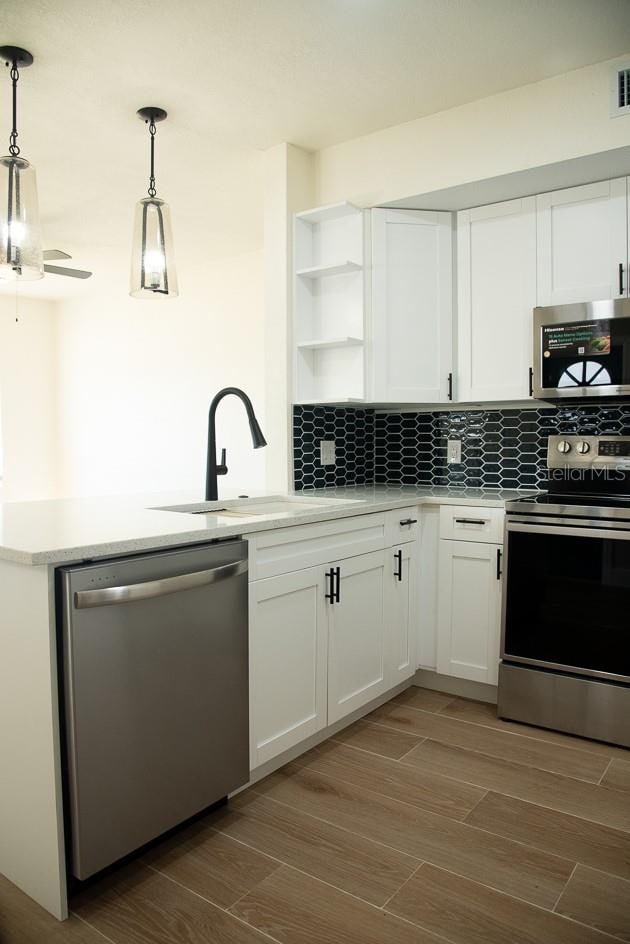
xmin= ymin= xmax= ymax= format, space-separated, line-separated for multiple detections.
xmin=293 ymin=404 xmax=630 ymax=490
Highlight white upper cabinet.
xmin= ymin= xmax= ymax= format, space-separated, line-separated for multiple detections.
xmin=536 ymin=178 xmax=628 ymax=306
xmin=370 ymin=209 xmax=453 ymax=403
xmin=457 ymin=198 xmax=537 ymax=402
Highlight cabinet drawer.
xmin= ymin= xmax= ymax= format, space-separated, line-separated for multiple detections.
xmin=248 ymin=513 xmax=386 ymax=580
xmin=385 ymin=507 xmax=420 ymax=546
xmin=439 ymin=505 xmax=504 ymax=544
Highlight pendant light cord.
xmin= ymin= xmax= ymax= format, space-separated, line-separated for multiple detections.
xmin=148 ymin=118 xmax=157 ymax=197
xmin=8 ymin=59 xmax=20 ymax=156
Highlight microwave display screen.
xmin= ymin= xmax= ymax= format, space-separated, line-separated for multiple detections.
xmin=540 ymin=317 xmax=630 ymax=391
xmin=543 ymin=321 xmax=610 ymax=358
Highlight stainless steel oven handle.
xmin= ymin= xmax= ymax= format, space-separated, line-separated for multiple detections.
xmin=507 ymin=519 xmax=630 ymax=541
xmin=74 ymin=559 xmax=248 ymax=609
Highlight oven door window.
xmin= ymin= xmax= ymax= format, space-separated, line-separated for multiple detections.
xmin=504 ymin=529 xmax=630 ymax=680
xmin=541 ymin=318 xmax=630 ymax=390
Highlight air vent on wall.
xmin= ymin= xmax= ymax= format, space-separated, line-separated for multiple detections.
xmin=611 ymin=61 xmax=630 ymax=117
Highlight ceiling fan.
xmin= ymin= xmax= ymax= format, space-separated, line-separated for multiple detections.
xmin=43 ymin=250 xmax=92 ymax=280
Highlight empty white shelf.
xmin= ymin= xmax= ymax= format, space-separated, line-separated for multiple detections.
xmin=297 ymin=336 xmax=363 ymax=351
xmin=296 ymin=260 xmax=362 ymax=279
xmin=295 ymin=202 xmax=361 ymax=224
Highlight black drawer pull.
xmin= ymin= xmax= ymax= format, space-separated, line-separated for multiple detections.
xmin=447 ymin=372 xmax=453 ymax=401
xmin=399 ymin=518 xmax=418 ymax=527
xmin=620 ymin=262 xmax=624 ymax=296
xmin=394 ymin=549 xmax=403 ymax=581
xmin=325 ymin=567 xmax=335 ymax=604
xmin=496 ymin=548 xmax=503 ymax=580
xmin=455 ymin=517 xmax=486 ymax=525
xmin=326 ymin=567 xmax=341 ymax=604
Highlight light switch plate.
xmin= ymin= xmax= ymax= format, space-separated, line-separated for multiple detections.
xmin=320 ymin=440 xmax=336 ymax=466
xmin=447 ymin=439 xmax=462 ymax=465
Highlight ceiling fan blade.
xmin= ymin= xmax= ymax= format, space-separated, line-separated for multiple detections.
xmin=44 ymin=264 xmax=92 ymax=280
xmin=43 ymin=249 xmax=72 ymax=261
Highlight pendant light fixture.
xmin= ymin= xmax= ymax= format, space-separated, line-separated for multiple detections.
xmin=130 ymin=107 xmax=178 ymax=298
xmin=0 ymin=45 xmax=43 ymax=281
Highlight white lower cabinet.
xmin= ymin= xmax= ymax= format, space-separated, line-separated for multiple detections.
xmin=249 ymin=515 xmax=420 ymax=768
xmin=437 ymin=539 xmax=503 ymax=686
xmin=327 ymin=550 xmax=388 ymax=724
xmin=386 ymin=542 xmax=418 ymax=687
xmin=249 ymin=566 xmax=327 ymax=768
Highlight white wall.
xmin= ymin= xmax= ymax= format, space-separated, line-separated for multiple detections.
xmin=263 ymin=144 xmax=316 ymax=492
xmin=54 ymin=249 xmax=265 ymax=499
xmin=0 ymin=294 xmax=59 ymax=501
xmin=316 ymin=55 xmax=630 ymax=206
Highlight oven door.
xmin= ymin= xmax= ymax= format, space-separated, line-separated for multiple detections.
xmin=502 ymin=516 xmax=630 ymax=684
xmin=533 ymin=298 xmax=630 ymax=399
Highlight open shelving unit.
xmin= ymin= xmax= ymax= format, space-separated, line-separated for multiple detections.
xmin=293 ymin=202 xmax=367 ymax=405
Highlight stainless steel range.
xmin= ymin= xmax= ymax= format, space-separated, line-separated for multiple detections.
xmin=499 ymin=434 xmax=630 ymax=748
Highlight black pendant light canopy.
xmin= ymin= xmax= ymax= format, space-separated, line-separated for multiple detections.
xmin=0 ymin=45 xmax=43 ymax=281
xmin=130 ymin=106 xmax=178 ymax=298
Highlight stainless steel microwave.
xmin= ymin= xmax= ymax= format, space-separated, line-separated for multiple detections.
xmin=533 ymin=298 xmax=630 ymax=400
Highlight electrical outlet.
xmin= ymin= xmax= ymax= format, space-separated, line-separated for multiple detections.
xmin=447 ymin=439 xmax=462 ymax=465
xmin=320 ymin=440 xmax=336 ymax=466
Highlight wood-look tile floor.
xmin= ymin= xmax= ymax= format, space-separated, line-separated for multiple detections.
xmin=3 ymin=686 xmax=630 ymax=944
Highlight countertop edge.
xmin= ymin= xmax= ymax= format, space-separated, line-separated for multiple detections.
xmin=0 ymin=490 xmax=519 ymax=567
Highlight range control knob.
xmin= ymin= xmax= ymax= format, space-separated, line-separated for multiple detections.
xmin=576 ymin=441 xmax=591 ymax=455
xmin=557 ymin=440 xmax=572 ymax=454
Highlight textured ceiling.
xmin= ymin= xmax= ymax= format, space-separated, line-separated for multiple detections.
xmin=1 ymin=0 xmax=630 ymax=300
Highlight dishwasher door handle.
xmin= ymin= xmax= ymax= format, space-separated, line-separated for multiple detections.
xmin=74 ymin=559 xmax=248 ymax=609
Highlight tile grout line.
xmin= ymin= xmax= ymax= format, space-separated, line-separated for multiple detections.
xmin=141 ymin=861 xmax=284 ymax=944
xmin=394 ymin=737 xmax=630 ymax=831
xmin=598 ymin=757 xmax=614 ymax=785
xmin=382 ymin=859 xmax=625 ymax=944
xmin=460 ymin=788 xmax=490 ymax=823
xmin=379 ymin=860 xmax=424 ymax=911
xmin=394 ymin=737 xmax=429 ymax=764
xmin=388 ymin=695 xmax=626 ymax=765
xmin=551 ymin=861 xmax=578 ymax=914
xmin=199 ymin=822 xmax=419 ymax=911
xmin=247 ymin=775 xmax=581 ymax=912
xmin=369 ymin=708 xmax=612 ymax=784
xmin=70 ymin=911 xmax=119 ymax=944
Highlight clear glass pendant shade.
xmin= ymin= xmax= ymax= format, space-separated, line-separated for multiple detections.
xmin=0 ymin=156 xmax=43 ymax=281
xmin=129 ymin=197 xmax=178 ymax=298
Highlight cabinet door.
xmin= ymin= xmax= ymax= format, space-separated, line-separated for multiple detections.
xmin=437 ymin=541 xmax=503 ymax=685
xmin=536 ymin=179 xmax=627 ymax=306
xmin=386 ymin=542 xmax=418 ymax=686
xmin=327 ymin=550 xmax=387 ymax=724
xmin=371 ymin=208 xmax=453 ymax=403
xmin=249 ymin=567 xmax=327 ymax=767
xmin=457 ymin=198 xmax=537 ymax=402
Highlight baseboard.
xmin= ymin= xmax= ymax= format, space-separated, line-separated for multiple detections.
xmin=413 ymin=669 xmax=497 ymax=704
xmin=239 ymin=677 xmax=413 ymax=791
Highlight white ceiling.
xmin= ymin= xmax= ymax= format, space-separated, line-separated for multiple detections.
xmin=2 ymin=0 xmax=630 ymax=301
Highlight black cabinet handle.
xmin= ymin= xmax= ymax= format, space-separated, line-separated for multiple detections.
xmin=325 ymin=568 xmax=336 ymax=604
xmin=335 ymin=566 xmax=341 ymax=603
xmin=447 ymin=372 xmax=453 ymax=401
xmin=528 ymin=366 xmax=534 ymax=397
xmin=620 ymin=262 xmax=625 ymax=296
xmin=496 ymin=548 xmax=503 ymax=580
xmin=455 ymin=517 xmax=486 ymax=525
xmin=394 ymin=549 xmax=403 ymax=582
xmin=399 ymin=518 xmax=418 ymax=527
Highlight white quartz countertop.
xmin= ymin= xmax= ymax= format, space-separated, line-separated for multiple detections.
xmin=0 ymin=484 xmax=534 ymax=566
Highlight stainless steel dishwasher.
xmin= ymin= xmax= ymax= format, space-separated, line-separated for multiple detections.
xmin=59 ymin=539 xmax=249 ymax=880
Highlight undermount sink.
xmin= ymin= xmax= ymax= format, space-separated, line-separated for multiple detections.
xmin=154 ymin=495 xmax=365 ymax=517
